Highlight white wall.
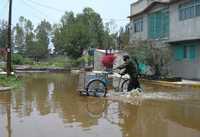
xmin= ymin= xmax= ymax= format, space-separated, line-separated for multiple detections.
xmin=130 ymin=0 xmax=170 ymax=16
xmin=169 ymin=44 xmax=200 ymax=79
xmin=129 ymin=15 xmax=148 ymax=42
xmin=130 ymin=0 xmax=148 ymax=16
xmin=169 ymin=1 xmax=200 ymax=42
xmin=130 ymin=0 xmax=200 ymax=42
xmin=129 ymin=4 xmax=169 ymax=42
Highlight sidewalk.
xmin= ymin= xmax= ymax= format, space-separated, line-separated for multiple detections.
xmin=0 ymin=87 xmax=12 ymax=92
xmin=141 ymin=79 xmax=200 ymax=88
xmin=109 ymin=72 xmax=200 ymax=88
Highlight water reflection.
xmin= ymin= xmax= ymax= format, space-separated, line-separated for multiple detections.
xmin=0 ymin=92 xmax=11 ymax=137
xmin=0 ymin=73 xmax=199 ymax=137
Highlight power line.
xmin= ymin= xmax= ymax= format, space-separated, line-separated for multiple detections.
xmin=20 ymin=1 xmax=44 ymax=21
xmin=0 ymin=0 xmax=9 ymax=19
xmin=21 ymin=0 xmax=54 ymax=21
xmin=24 ymin=0 xmax=129 ymax=22
xmin=22 ymin=0 xmax=50 ymax=20
xmin=27 ymin=0 xmax=65 ymax=13
xmin=0 ymin=0 xmax=7 ymax=10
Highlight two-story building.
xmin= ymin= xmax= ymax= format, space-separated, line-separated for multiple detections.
xmin=129 ymin=0 xmax=200 ymax=79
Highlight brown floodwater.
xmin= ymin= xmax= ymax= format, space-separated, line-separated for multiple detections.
xmin=0 ymin=73 xmax=200 ymax=137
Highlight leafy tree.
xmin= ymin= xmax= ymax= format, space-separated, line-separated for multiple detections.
xmin=12 ymin=53 xmax=24 ymax=65
xmin=125 ymin=40 xmax=172 ymax=77
xmin=52 ymin=11 xmax=75 ymax=55
xmin=79 ymin=7 xmax=105 ymax=48
xmin=29 ymin=20 xmax=52 ymax=61
xmin=52 ymin=8 xmax=115 ymax=59
xmin=0 ymin=20 xmax=8 ymax=48
xmin=13 ymin=17 xmax=52 ymax=61
xmin=13 ymin=16 xmax=34 ymax=55
xmin=12 ymin=8 xmax=117 ymax=61
xmin=60 ymin=11 xmax=75 ymax=27
xmin=117 ymin=26 xmax=129 ymax=49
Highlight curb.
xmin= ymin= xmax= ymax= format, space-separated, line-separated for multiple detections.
xmin=140 ymin=79 xmax=200 ymax=89
xmin=15 ymin=68 xmax=69 ymax=73
xmin=0 ymin=87 xmax=12 ymax=92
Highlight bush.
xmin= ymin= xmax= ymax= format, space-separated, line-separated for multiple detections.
xmin=24 ymin=58 xmax=34 ymax=65
xmin=125 ymin=40 xmax=172 ymax=77
xmin=67 ymin=56 xmax=93 ymax=68
xmin=0 ymin=75 xmax=22 ymax=88
xmin=31 ymin=56 xmax=70 ymax=68
xmin=12 ymin=54 xmax=24 ymax=65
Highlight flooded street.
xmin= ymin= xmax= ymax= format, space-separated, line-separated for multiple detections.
xmin=0 ymin=73 xmax=200 ymax=137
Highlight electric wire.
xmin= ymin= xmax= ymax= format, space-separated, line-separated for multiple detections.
xmin=0 ymin=0 xmax=9 ymax=19
xmin=26 ymin=0 xmax=129 ymax=22
xmin=21 ymin=0 xmax=54 ymax=21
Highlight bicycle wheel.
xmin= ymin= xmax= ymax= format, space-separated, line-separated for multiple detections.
xmin=86 ymin=79 xmax=107 ymax=97
xmin=120 ymin=79 xmax=130 ymax=92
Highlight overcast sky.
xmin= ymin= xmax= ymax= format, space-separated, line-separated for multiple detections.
xmin=0 ymin=0 xmax=137 ymax=31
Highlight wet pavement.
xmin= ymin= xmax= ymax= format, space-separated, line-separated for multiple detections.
xmin=0 ymin=73 xmax=200 ymax=137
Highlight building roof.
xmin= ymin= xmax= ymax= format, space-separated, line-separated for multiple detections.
xmin=128 ymin=0 xmax=181 ymax=19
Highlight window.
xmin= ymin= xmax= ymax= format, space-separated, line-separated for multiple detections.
xmin=179 ymin=0 xmax=200 ymax=20
xmin=148 ymin=8 xmax=169 ymax=39
xmin=133 ymin=18 xmax=143 ymax=33
xmin=175 ymin=46 xmax=185 ymax=60
xmin=174 ymin=44 xmax=197 ymax=60
xmin=183 ymin=46 xmax=188 ymax=58
xmin=196 ymin=2 xmax=200 ymax=16
xmin=189 ymin=46 xmax=197 ymax=59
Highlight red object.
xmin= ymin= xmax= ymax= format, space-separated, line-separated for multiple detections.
xmin=101 ymin=54 xmax=116 ymax=68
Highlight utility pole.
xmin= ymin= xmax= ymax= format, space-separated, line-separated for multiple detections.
xmin=7 ymin=0 xmax=12 ymax=76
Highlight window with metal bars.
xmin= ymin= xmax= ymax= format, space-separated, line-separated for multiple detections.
xmin=133 ymin=18 xmax=143 ymax=33
xmin=148 ymin=8 xmax=169 ymax=39
xmin=174 ymin=44 xmax=197 ymax=61
xmin=179 ymin=0 xmax=200 ymax=20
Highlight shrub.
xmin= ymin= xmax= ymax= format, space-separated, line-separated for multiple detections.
xmin=125 ymin=40 xmax=172 ymax=77
xmin=12 ymin=54 xmax=24 ymax=65
xmin=24 ymin=58 xmax=34 ymax=65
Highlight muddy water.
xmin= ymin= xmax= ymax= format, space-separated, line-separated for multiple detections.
xmin=0 ymin=73 xmax=200 ymax=137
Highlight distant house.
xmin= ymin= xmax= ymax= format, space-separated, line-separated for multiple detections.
xmin=129 ymin=0 xmax=200 ymax=79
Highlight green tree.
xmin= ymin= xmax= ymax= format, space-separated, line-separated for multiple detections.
xmin=52 ymin=8 xmax=115 ymax=59
xmin=13 ymin=16 xmax=34 ymax=55
xmin=125 ymin=40 xmax=172 ymax=77
xmin=52 ymin=11 xmax=76 ymax=55
xmin=117 ymin=26 xmax=129 ymax=49
xmin=30 ymin=20 xmax=52 ymax=61
xmin=0 ymin=20 xmax=8 ymax=48
xmin=78 ymin=7 xmax=105 ymax=48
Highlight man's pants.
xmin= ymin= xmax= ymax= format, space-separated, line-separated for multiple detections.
xmin=128 ymin=77 xmax=140 ymax=91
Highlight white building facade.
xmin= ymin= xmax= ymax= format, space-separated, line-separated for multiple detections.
xmin=129 ymin=0 xmax=200 ymax=79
